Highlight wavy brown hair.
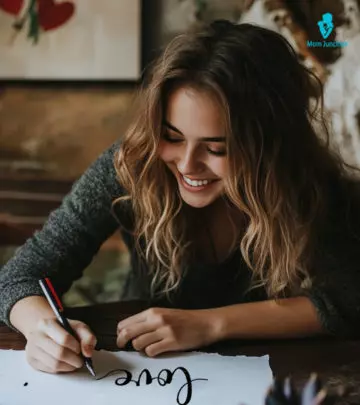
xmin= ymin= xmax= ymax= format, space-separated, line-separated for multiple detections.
xmin=114 ymin=20 xmax=351 ymax=299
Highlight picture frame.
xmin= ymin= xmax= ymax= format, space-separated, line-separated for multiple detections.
xmin=0 ymin=0 xmax=141 ymax=81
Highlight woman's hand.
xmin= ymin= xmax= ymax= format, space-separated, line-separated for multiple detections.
xmin=25 ymin=318 xmax=97 ymax=374
xmin=116 ymin=307 xmax=221 ymax=357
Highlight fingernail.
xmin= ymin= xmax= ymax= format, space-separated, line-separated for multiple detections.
xmin=84 ymin=345 xmax=94 ymax=356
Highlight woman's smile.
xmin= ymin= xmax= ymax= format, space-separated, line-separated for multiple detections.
xmin=177 ymin=171 xmax=221 ymax=193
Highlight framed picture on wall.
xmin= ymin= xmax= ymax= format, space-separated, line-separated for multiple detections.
xmin=0 ymin=0 xmax=141 ymax=80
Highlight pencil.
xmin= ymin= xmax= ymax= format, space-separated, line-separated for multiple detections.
xmin=39 ymin=277 xmax=96 ymax=377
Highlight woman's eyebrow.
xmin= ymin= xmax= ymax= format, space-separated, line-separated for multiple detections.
xmin=163 ymin=120 xmax=226 ymax=142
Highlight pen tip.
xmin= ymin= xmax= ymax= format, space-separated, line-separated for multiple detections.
xmin=86 ymin=363 xmax=96 ymax=378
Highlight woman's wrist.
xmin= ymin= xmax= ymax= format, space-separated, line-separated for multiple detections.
xmin=200 ymin=308 xmax=226 ymax=343
xmin=9 ymin=296 xmax=55 ymax=338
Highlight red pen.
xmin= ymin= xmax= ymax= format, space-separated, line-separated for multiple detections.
xmin=39 ymin=277 xmax=96 ymax=377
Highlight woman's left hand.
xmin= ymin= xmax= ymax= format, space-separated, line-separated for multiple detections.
xmin=116 ymin=307 xmax=221 ymax=357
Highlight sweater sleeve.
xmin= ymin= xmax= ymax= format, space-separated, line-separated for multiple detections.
xmin=304 ymin=182 xmax=360 ymax=338
xmin=0 ymin=141 xmax=125 ymax=328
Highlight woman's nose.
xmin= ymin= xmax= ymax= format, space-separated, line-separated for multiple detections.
xmin=177 ymin=145 xmax=204 ymax=173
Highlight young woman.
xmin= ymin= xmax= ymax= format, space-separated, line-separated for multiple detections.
xmin=1 ymin=20 xmax=360 ymax=375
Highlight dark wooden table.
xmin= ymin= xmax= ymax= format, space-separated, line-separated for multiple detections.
xmin=1 ymin=300 xmax=360 ymax=404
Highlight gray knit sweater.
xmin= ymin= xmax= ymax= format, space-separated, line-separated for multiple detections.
xmin=1 ymin=142 xmax=360 ymax=337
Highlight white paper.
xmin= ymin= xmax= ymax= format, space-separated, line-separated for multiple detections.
xmin=0 ymin=349 xmax=272 ymax=405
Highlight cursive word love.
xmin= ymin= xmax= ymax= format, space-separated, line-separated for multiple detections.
xmin=96 ymin=366 xmax=208 ymax=405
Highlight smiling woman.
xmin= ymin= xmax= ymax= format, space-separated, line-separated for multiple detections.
xmin=1 ymin=20 xmax=360 ymax=374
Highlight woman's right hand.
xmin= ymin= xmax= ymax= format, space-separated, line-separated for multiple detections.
xmin=25 ymin=317 xmax=97 ymax=374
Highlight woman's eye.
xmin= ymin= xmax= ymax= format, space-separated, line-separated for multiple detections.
xmin=162 ymin=132 xmax=226 ymax=156
xmin=162 ymin=133 xmax=182 ymax=143
xmin=208 ymin=148 xmax=226 ymax=156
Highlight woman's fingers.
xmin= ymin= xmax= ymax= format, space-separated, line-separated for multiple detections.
xmin=117 ymin=321 xmax=154 ymax=348
xmin=27 ymin=345 xmax=78 ymax=374
xmin=28 ymin=358 xmax=53 ymax=374
xmin=25 ymin=317 xmax=97 ymax=374
xmin=37 ymin=335 xmax=83 ymax=368
xmin=70 ymin=321 xmax=97 ymax=358
xmin=131 ymin=331 xmax=162 ymax=352
xmin=38 ymin=318 xmax=80 ymax=354
xmin=144 ymin=339 xmax=172 ymax=357
xmin=117 ymin=312 xmax=147 ymax=334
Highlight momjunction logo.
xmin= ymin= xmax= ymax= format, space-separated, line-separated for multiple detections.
xmin=307 ymin=12 xmax=348 ymax=48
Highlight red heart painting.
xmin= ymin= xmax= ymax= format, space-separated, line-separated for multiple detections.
xmin=38 ymin=1 xmax=75 ymax=31
xmin=0 ymin=0 xmax=24 ymax=15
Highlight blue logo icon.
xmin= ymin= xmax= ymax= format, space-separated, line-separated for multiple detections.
xmin=317 ymin=13 xmax=334 ymax=39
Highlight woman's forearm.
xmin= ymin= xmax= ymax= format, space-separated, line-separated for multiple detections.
xmin=210 ymin=296 xmax=326 ymax=341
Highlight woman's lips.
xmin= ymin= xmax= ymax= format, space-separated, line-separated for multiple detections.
xmin=178 ymin=172 xmax=220 ymax=192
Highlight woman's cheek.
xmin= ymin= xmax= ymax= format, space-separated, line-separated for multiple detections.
xmin=216 ymin=155 xmax=230 ymax=177
xmin=157 ymin=142 xmax=174 ymax=162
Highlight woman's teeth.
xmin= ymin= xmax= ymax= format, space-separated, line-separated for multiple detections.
xmin=182 ymin=175 xmax=214 ymax=187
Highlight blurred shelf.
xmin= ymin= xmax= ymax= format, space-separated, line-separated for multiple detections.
xmin=0 ymin=173 xmax=126 ymax=251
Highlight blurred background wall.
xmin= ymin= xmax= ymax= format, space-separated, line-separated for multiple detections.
xmin=1 ymin=0 xmax=359 ymax=307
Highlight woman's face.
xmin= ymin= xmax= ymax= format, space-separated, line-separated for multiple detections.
xmin=158 ymin=86 xmax=228 ymax=209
